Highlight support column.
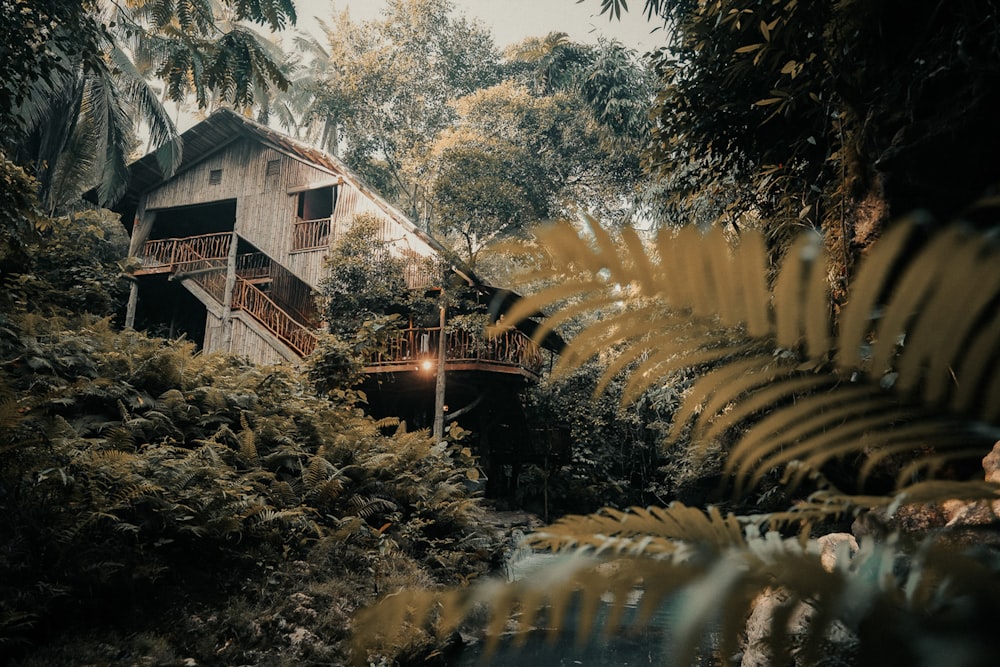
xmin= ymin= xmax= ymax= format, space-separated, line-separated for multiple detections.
xmin=125 ymin=202 xmax=155 ymax=329
xmin=124 ymin=281 xmax=139 ymax=329
xmin=221 ymin=230 xmax=239 ymax=352
xmin=432 ymin=303 xmax=446 ymax=442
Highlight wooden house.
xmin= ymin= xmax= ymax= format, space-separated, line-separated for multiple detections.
xmin=115 ymin=108 xmax=558 ymax=495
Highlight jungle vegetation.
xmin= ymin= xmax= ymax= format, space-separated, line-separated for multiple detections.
xmin=352 ymin=1 xmax=1000 ymax=665
xmin=0 ymin=160 xmax=501 ymax=664
xmin=3 ymin=0 xmax=1000 ymax=665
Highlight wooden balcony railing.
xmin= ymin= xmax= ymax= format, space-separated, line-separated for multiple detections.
xmin=292 ymin=217 xmax=331 ymax=251
xmin=136 ymin=235 xmax=317 ymax=358
xmin=183 ymin=257 xmax=228 ymax=303
xmin=364 ymin=327 xmax=543 ymax=375
xmin=137 ymin=233 xmax=232 ymax=271
xmin=232 ymin=277 xmax=318 ymax=357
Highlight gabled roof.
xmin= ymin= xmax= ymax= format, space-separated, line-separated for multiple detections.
xmin=115 ymin=108 xmax=445 ymax=254
xmin=116 ymin=108 xmax=565 ymax=354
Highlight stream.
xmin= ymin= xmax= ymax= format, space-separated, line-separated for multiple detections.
xmin=455 ymin=546 xmax=705 ymax=666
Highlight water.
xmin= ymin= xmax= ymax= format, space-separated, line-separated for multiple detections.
xmin=456 ymin=552 xmax=698 ymax=666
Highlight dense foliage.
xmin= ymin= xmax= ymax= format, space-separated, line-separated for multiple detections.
xmin=3 ymin=0 xmax=295 ymax=212
xmin=276 ymin=0 xmax=656 ymax=270
xmin=522 ymin=360 xmax=670 ymax=517
xmin=598 ymin=0 xmax=1000 ymax=288
xmin=359 ymin=215 xmax=1000 ymax=666
xmin=320 ymin=214 xmax=424 ymax=337
xmin=0 ymin=194 xmax=500 ymax=665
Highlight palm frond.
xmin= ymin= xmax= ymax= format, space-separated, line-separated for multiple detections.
xmin=494 ymin=215 xmax=1000 ymax=492
xmin=77 ymin=72 xmax=134 ymax=207
xmin=107 ymin=46 xmax=182 ymax=178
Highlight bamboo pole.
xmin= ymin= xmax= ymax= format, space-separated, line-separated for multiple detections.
xmin=221 ymin=231 xmax=239 ymax=351
xmin=432 ymin=303 xmax=446 ymax=442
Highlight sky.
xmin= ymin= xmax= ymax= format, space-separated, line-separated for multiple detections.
xmin=293 ymin=0 xmax=665 ymax=52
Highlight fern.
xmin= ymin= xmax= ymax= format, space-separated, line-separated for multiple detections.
xmin=348 ymin=494 xmax=398 ymax=520
xmin=354 ymin=217 xmax=1000 ymax=664
xmin=495 ymin=215 xmax=1000 ymax=493
xmin=237 ymin=413 xmax=259 ymax=465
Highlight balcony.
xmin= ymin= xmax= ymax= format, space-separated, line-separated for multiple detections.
xmin=291 ymin=217 xmax=331 ymax=251
xmin=362 ymin=326 xmax=544 ymax=379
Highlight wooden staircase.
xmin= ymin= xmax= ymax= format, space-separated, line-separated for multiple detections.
xmin=135 ymin=233 xmax=318 ymax=357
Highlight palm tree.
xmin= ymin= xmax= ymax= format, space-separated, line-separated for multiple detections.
xmin=6 ymin=0 xmax=294 ymax=213
xmin=506 ymin=32 xmax=593 ymax=95
xmin=269 ymin=26 xmax=346 ymax=156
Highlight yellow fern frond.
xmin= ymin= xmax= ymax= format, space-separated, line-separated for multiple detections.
xmin=238 ymin=413 xmax=258 ymax=465
xmin=496 ymin=216 xmax=1000 ymax=492
xmin=530 ymin=503 xmax=744 ymax=557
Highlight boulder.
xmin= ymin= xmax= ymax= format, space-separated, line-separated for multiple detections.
xmin=741 ymin=533 xmax=859 ymax=667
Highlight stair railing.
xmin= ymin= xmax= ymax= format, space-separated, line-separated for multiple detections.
xmin=232 ymin=277 xmax=318 ymax=357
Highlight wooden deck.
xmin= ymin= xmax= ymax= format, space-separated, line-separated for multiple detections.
xmin=132 ymin=235 xmax=540 ymax=374
xmin=133 ymin=233 xmax=232 ymax=274
xmin=362 ymin=327 xmax=543 ymax=378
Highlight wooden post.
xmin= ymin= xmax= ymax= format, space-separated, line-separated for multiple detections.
xmin=124 ymin=281 xmax=139 ymax=329
xmin=125 ymin=203 xmax=155 ymax=328
xmin=432 ymin=303 xmax=446 ymax=442
xmin=221 ymin=231 xmax=238 ymax=351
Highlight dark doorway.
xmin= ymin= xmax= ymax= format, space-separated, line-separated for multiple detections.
xmin=133 ymin=274 xmax=209 ymax=348
xmin=150 ymin=200 xmax=236 ymax=239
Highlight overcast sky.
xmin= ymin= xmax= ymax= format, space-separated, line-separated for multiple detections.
xmin=293 ymin=0 xmax=665 ymax=52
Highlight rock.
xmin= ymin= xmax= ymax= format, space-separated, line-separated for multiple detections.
xmin=816 ymin=533 xmax=859 ymax=572
xmin=741 ymin=534 xmax=859 ymax=667
xmin=982 ymin=441 xmax=1000 ymax=484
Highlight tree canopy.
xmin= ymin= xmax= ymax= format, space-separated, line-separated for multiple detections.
xmin=594 ymin=0 xmax=1000 ymax=289
xmin=273 ymin=3 xmax=656 ymax=270
xmin=2 ymin=0 xmax=296 ymax=212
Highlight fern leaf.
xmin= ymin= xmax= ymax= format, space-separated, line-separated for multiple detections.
xmin=951 ymin=306 xmax=1000 ymax=415
xmin=499 ymin=217 xmax=1000 ymax=493
xmin=238 ymin=413 xmax=258 ymax=465
xmin=672 ymin=354 xmax=782 ymax=440
xmin=836 ymin=218 xmax=922 ymax=368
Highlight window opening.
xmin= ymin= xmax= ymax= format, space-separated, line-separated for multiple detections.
xmin=209 ymin=169 xmax=223 ymax=185
xmin=293 ymin=185 xmax=337 ymax=251
xmin=296 ymin=185 xmax=336 ymax=220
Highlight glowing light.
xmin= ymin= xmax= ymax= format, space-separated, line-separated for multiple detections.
xmin=421 ymin=360 xmax=433 ymax=371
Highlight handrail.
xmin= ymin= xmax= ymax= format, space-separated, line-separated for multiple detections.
xmin=364 ymin=327 xmax=543 ymax=374
xmin=292 ymin=217 xmax=331 ymax=251
xmin=232 ymin=277 xmax=318 ymax=357
xmin=235 ymin=252 xmax=271 ymax=281
xmin=138 ymin=233 xmax=232 ymax=269
xmin=137 ymin=235 xmax=317 ymax=357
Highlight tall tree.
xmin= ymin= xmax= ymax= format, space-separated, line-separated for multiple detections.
xmin=592 ymin=0 xmax=1000 ymax=293
xmin=287 ymin=0 xmax=501 ymax=213
xmin=424 ymin=37 xmax=656 ymax=269
xmin=3 ymin=0 xmax=296 ymax=211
